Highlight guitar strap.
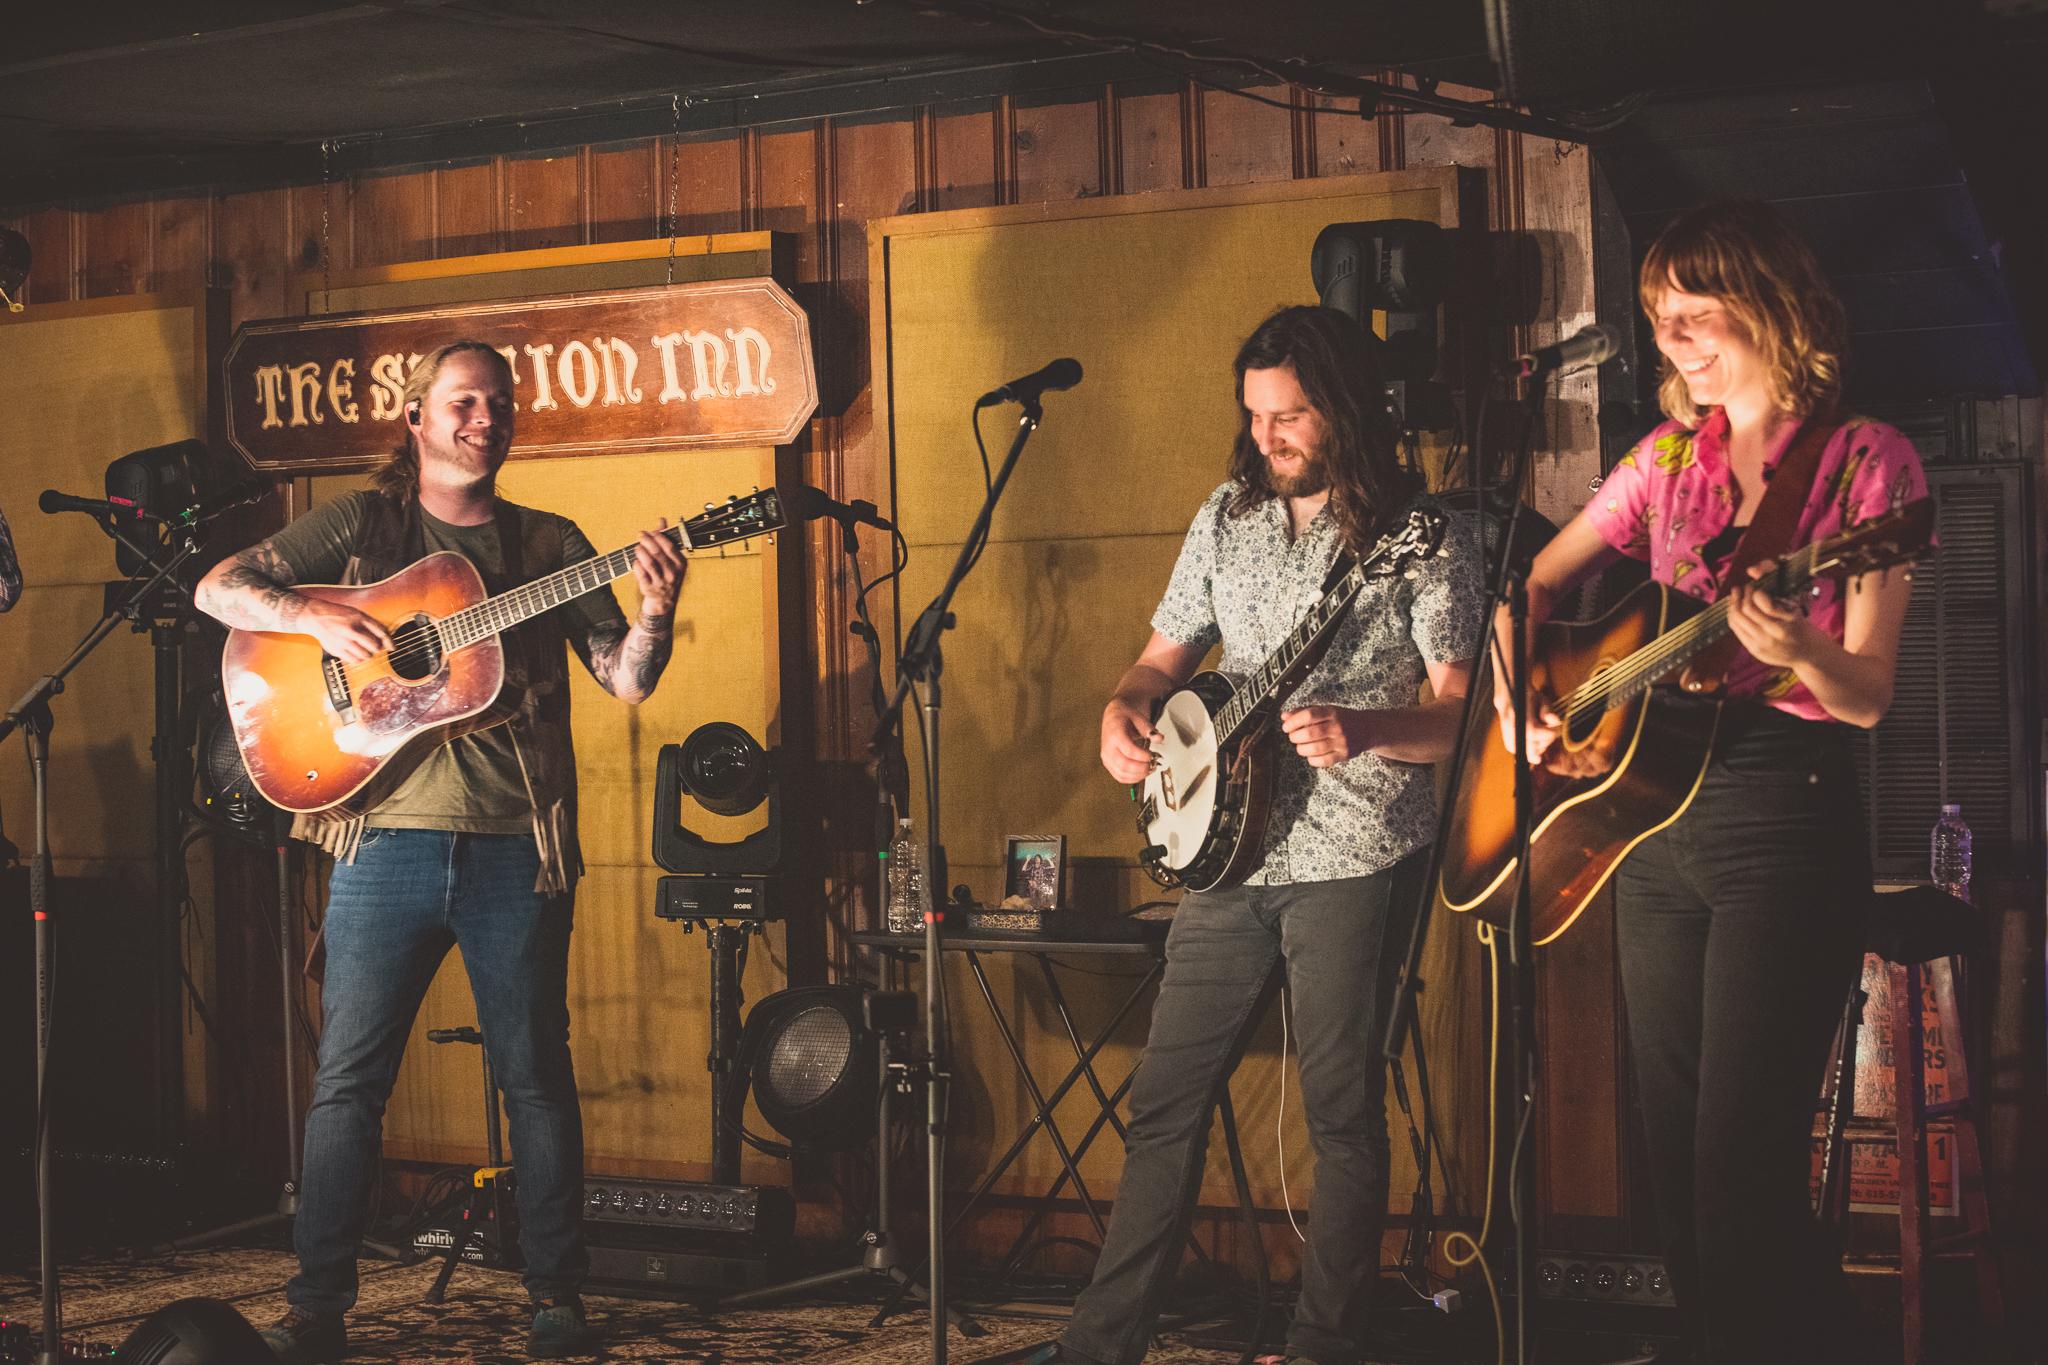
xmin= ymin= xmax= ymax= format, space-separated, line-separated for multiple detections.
xmin=1679 ymin=409 xmax=1843 ymax=695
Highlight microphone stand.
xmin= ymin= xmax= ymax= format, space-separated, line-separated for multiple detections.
xmin=9 ymin=527 xmax=204 ymax=1365
xmin=1382 ymin=375 xmax=1548 ymax=1365
xmin=871 ymin=396 xmax=1054 ymax=1365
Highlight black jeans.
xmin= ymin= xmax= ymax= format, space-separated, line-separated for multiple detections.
xmin=1060 ymin=849 xmax=1427 ymax=1365
xmin=1615 ymin=701 xmax=1870 ymax=1364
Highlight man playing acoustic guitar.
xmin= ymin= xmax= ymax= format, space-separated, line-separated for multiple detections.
xmin=1497 ymin=201 xmax=1927 ymax=1364
xmin=1048 ymin=306 xmax=1481 ymax=1365
xmin=196 ymin=340 xmax=685 ymax=1363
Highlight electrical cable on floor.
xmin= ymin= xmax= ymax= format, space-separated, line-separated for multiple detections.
xmin=1274 ymin=986 xmax=1306 ymax=1243
xmin=1442 ymin=922 xmax=1506 ymax=1365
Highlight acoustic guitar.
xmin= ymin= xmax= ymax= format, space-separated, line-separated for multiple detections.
xmin=1135 ymin=507 xmax=1450 ymax=891
xmin=1438 ymin=498 xmax=1934 ymax=944
xmin=223 ymin=490 xmax=783 ymax=817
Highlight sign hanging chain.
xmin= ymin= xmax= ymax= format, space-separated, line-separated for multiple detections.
xmin=319 ymin=139 xmax=335 ymax=313
xmin=667 ymin=95 xmax=680 ymax=286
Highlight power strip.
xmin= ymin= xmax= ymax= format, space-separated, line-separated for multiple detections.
xmin=1535 ymin=1250 xmax=1676 ymax=1306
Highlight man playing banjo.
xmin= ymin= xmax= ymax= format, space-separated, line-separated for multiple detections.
xmin=1049 ymin=305 xmax=1482 ymax=1365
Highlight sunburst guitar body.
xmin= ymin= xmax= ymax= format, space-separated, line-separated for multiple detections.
xmin=1438 ymin=499 xmax=1934 ymax=944
xmin=223 ymin=490 xmax=783 ymax=817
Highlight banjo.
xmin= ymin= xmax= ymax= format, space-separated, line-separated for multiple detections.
xmin=1135 ymin=507 xmax=1450 ymax=891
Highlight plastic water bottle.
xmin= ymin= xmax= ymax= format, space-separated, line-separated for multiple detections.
xmin=884 ymin=818 xmax=926 ymax=934
xmin=1931 ymin=803 xmax=1972 ymax=903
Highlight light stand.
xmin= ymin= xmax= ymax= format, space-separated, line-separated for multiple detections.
xmin=715 ymin=994 xmax=982 ymax=1340
xmin=872 ymin=394 xmax=1059 ymax=1365
xmin=156 ymin=804 xmax=311 ymax=1253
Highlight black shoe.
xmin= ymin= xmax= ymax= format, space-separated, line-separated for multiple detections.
xmin=259 ymin=1310 xmax=347 ymax=1365
xmin=528 ymin=1295 xmax=596 ymax=1359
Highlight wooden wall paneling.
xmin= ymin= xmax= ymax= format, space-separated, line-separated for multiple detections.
xmin=289 ymin=180 xmax=353 ymax=307
xmin=753 ymin=125 xmax=822 ymax=248
xmin=1183 ymin=82 xmax=1207 ymax=189
xmin=931 ymin=99 xmax=999 ymax=213
xmin=1378 ymin=72 xmax=1408 ymax=173
xmin=1519 ymin=138 xmax=1600 ymax=526
xmin=14 ymin=206 xmax=77 ymax=304
xmin=1312 ymin=95 xmax=1383 ymax=179
xmin=1011 ymin=89 xmax=1106 ymax=205
xmin=503 ymin=150 xmax=587 ymax=255
xmin=588 ymin=139 xmax=661 ymax=244
xmin=1534 ymin=890 xmax=1628 ymax=1247
xmin=1199 ymin=82 xmax=1297 ymax=190
xmin=674 ymin=131 xmax=747 ymax=241
xmin=215 ymin=187 xmax=293 ymax=327
xmin=350 ymin=168 xmax=436 ymax=267
xmin=814 ymin=112 xmax=912 ymax=731
xmin=1402 ymin=81 xmax=1500 ymax=173
xmin=1114 ymin=84 xmax=1189 ymax=196
xmin=151 ymin=194 xmax=213 ymax=296
xmin=82 ymin=199 xmax=151 ymax=297
xmin=434 ymin=160 xmax=504 ymax=260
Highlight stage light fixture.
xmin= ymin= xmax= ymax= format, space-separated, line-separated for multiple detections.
xmin=102 ymin=438 xmax=250 ymax=578
xmin=652 ymin=721 xmax=782 ymax=920
xmin=728 ymin=986 xmax=889 ymax=1156
xmin=113 ymin=1296 xmax=272 ymax=1365
xmin=1310 ymin=219 xmax=1454 ymax=432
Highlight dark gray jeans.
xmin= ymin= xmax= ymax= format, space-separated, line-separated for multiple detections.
xmin=1060 ymin=849 xmax=1427 ymax=1365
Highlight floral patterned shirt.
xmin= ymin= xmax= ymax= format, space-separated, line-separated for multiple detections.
xmin=1586 ymin=410 xmax=1928 ymax=721
xmin=1151 ymin=484 xmax=1484 ymax=883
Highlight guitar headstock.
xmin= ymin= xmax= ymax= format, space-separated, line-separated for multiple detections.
xmin=682 ymin=489 xmax=786 ymax=550
xmin=1361 ymin=507 xmax=1450 ymax=579
xmin=1811 ymin=497 xmax=1934 ymax=581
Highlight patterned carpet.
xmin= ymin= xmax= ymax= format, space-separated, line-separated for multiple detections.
xmin=0 ymin=1246 xmax=1255 ymax=1364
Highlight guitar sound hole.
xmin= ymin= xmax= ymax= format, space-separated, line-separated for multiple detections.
xmin=388 ymin=615 xmax=444 ymax=682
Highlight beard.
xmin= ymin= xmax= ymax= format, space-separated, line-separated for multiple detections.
xmin=1267 ymin=444 xmax=1331 ymax=499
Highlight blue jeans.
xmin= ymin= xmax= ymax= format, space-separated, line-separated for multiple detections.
xmin=289 ymin=828 xmax=586 ymax=1317
xmin=1061 ymin=849 xmax=1427 ymax=1365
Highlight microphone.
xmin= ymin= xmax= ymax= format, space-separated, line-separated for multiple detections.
xmin=975 ymin=357 xmax=1083 ymax=408
xmin=788 ymin=485 xmax=894 ymax=534
xmin=167 ymin=476 xmax=273 ymax=526
xmin=1503 ymin=323 xmax=1623 ymax=379
xmin=40 ymin=489 xmax=139 ymax=518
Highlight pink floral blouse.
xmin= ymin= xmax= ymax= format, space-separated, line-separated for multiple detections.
xmin=1585 ymin=409 xmax=1929 ymax=721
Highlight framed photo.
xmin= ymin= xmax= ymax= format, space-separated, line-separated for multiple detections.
xmin=1003 ymin=835 xmax=1067 ymax=911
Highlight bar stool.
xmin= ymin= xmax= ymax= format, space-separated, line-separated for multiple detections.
xmin=1815 ymin=885 xmax=2005 ymax=1365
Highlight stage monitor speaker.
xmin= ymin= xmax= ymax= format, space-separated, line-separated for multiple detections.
xmin=113 ymin=1297 xmax=270 ymax=1365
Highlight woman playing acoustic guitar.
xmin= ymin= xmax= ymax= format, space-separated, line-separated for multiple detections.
xmin=1498 ymin=199 xmax=1927 ymax=1363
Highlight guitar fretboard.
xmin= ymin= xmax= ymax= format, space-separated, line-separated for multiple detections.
xmin=438 ymin=525 xmax=689 ymax=652
xmin=1213 ymin=510 xmax=1442 ymax=747
xmin=1568 ymin=537 xmax=1825 ymax=719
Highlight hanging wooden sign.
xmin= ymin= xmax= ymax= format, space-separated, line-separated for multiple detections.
xmin=221 ymin=278 xmax=817 ymax=474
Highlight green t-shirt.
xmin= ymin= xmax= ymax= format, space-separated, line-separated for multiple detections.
xmin=264 ymin=491 xmax=625 ymax=833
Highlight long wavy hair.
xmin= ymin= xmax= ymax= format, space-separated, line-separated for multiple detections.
xmin=1226 ymin=305 xmax=1411 ymax=555
xmin=1640 ymin=200 xmax=1846 ymax=428
xmin=370 ymin=340 xmax=514 ymax=502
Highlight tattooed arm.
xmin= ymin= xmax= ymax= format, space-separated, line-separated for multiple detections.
xmin=570 ymin=520 xmax=684 ymax=704
xmin=196 ymin=540 xmax=393 ymax=663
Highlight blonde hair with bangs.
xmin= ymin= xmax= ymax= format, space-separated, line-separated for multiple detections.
xmin=1640 ymin=200 xmax=1846 ymax=429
